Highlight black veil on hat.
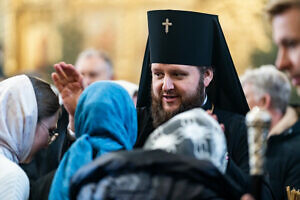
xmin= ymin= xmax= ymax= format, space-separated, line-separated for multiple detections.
xmin=137 ymin=9 xmax=249 ymax=116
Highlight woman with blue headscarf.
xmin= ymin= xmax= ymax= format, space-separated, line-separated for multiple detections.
xmin=48 ymin=81 xmax=137 ymax=200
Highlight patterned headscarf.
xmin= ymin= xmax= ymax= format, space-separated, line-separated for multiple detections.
xmin=144 ymin=108 xmax=228 ymax=174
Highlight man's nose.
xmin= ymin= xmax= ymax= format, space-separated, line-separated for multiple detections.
xmin=162 ymin=76 xmax=174 ymax=91
xmin=276 ymin=48 xmax=291 ymax=71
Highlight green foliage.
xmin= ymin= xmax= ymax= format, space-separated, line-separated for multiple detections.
xmin=250 ymin=41 xmax=277 ymax=68
xmin=290 ymin=87 xmax=300 ymax=106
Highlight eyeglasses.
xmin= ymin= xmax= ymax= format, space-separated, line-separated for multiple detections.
xmin=40 ymin=122 xmax=59 ymax=145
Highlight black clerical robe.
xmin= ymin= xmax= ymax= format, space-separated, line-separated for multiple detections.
xmin=135 ymin=103 xmax=249 ymax=174
xmin=135 ymin=102 xmax=275 ymax=199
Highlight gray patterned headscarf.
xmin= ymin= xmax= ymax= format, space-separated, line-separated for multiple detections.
xmin=144 ymin=108 xmax=228 ymax=173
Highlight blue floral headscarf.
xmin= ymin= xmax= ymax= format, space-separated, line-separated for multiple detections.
xmin=49 ymin=81 xmax=137 ymax=200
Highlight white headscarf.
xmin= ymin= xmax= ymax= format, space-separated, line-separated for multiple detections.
xmin=0 ymin=75 xmax=38 ymax=163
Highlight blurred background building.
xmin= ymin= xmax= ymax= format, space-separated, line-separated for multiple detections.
xmin=0 ymin=0 xmax=274 ymax=83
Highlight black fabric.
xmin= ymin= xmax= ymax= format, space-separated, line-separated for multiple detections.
xmin=135 ymin=106 xmax=153 ymax=148
xmin=148 ymin=11 xmax=215 ymax=67
xmin=135 ymin=100 xmax=249 ymax=169
xmin=213 ymin=108 xmax=249 ymax=174
xmin=70 ymin=150 xmax=244 ymax=200
xmin=137 ymin=10 xmax=249 ymax=116
xmin=29 ymin=170 xmax=56 ymax=200
xmin=20 ymin=106 xmax=71 ymax=200
xmin=134 ymin=103 xmax=275 ymax=200
xmin=266 ymin=120 xmax=300 ymax=200
xmin=135 ymin=100 xmax=249 ymax=176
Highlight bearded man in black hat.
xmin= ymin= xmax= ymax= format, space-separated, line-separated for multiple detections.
xmin=52 ymin=10 xmax=274 ymax=198
xmin=135 ymin=10 xmax=250 ymax=175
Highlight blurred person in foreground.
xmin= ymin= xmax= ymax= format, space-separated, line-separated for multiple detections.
xmin=266 ymin=0 xmax=300 ymax=197
xmin=241 ymin=65 xmax=300 ymax=200
xmin=242 ymin=1 xmax=300 ymax=199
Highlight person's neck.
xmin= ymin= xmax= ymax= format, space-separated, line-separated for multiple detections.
xmin=268 ymin=106 xmax=298 ymax=138
xmin=268 ymin=108 xmax=284 ymax=137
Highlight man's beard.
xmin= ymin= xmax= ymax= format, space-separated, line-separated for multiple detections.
xmin=151 ymin=80 xmax=206 ymax=128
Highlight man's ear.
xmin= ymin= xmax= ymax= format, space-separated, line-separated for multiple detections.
xmin=260 ymin=94 xmax=271 ymax=109
xmin=204 ymin=68 xmax=214 ymax=87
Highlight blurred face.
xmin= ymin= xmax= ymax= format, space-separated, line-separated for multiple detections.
xmin=77 ymin=57 xmax=112 ymax=88
xmin=151 ymin=63 xmax=212 ymax=127
xmin=273 ymin=7 xmax=300 ymax=88
xmin=24 ymin=111 xmax=60 ymax=163
xmin=243 ymin=83 xmax=263 ymax=109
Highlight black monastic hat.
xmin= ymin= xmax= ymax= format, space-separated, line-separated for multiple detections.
xmin=137 ymin=10 xmax=249 ymax=116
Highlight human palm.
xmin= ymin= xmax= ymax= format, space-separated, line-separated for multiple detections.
xmin=52 ymin=62 xmax=84 ymax=117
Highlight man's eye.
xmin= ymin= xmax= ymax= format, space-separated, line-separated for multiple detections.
xmin=283 ymin=40 xmax=299 ymax=48
xmin=154 ymin=72 xmax=163 ymax=77
xmin=173 ymin=73 xmax=186 ymax=77
xmin=89 ymin=73 xmax=98 ymax=78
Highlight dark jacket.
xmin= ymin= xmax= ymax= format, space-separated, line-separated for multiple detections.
xmin=70 ymin=150 xmax=244 ymax=200
xmin=266 ymin=120 xmax=300 ymax=200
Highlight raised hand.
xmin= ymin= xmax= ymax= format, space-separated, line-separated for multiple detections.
xmin=52 ymin=62 xmax=84 ymax=117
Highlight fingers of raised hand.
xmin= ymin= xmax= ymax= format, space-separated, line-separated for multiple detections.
xmin=54 ymin=63 xmax=69 ymax=86
xmin=61 ymin=64 xmax=81 ymax=82
xmin=52 ymin=72 xmax=64 ymax=92
xmin=56 ymin=62 xmax=84 ymax=88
